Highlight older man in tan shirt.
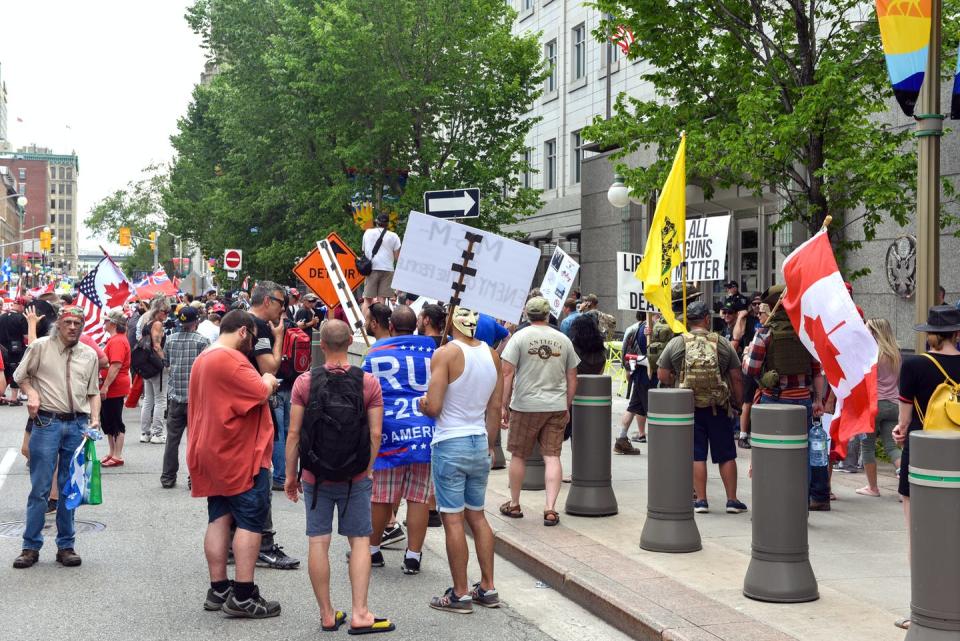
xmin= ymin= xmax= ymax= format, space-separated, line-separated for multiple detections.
xmin=12 ymin=306 xmax=101 ymax=569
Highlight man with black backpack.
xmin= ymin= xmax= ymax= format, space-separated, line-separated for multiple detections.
xmin=0 ymin=298 xmax=29 ymax=405
xmin=284 ymin=319 xmax=396 ymax=635
xmin=360 ymin=212 xmax=402 ymax=312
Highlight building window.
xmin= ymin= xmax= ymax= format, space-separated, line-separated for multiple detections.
xmin=573 ymin=24 xmax=586 ymax=80
xmin=571 ymin=131 xmax=582 ymax=184
xmin=50 ymin=212 xmax=56 ymax=223
xmin=49 ymin=167 xmax=56 ymax=180
xmin=18 ymin=183 xmax=25 ymax=195
xmin=66 ymin=183 xmax=72 ymax=195
xmin=606 ymin=41 xmax=620 ymax=66
xmin=59 ymin=183 xmax=65 ymax=195
xmin=523 ymin=149 xmax=532 ymax=188
xmin=58 ymin=167 xmax=65 ymax=180
xmin=18 ymin=168 xmax=26 ymax=180
xmin=65 ymin=200 xmax=72 ymax=211
xmin=50 ymin=183 xmax=56 ymax=195
xmin=65 ymin=168 xmax=72 ymax=180
xmin=545 ymin=40 xmax=557 ymax=93
xmin=544 ymin=139 xmax=557 ymax=190
xmin=59 ymin=198 xmax=65 ymax=210
xmin=50 ymin=200 xmax=56 ymax=211
xmin=523 ymin=0 xmax=533 ymax=9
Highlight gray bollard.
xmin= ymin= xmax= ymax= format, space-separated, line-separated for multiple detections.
xmin=492 ymin=432 xmax=506 ymax=470
xmin=521 ymin=442 xmax=545 ymax=490
xmin=743 ymin=404 xmax=818 ymax=603
xmin=311 ymin=334 xmax=325 ymax=367
xmin=640 ymin=388 xmax=701 ymax=553
xmin=905 ymin=431 xmax=960 ymax=641
xmin=566 ymin=375 xmax=617 ymax=516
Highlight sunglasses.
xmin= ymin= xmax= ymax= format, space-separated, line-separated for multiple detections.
xmin=268 ymin=295 xmax=285 ymax=306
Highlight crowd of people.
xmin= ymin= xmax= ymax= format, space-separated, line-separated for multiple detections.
xmin=4 ymin=215 xmax=957 ymax=635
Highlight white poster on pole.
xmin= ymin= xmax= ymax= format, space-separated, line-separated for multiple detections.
xmin=672 ymin=215 xmax=730 ymax=282
xmin=617 ymin=252 xmax=658 ymax=312
xmin=391 ymin=211 xmax=540 ymax=323
xmin=538 ymin=246 xmax=579 ymax=317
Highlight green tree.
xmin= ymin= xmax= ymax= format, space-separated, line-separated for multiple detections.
xmin=164 ymin=0 xmax=544 ymax=282
xmin=585 ymin=0 xmax=960 ymax=273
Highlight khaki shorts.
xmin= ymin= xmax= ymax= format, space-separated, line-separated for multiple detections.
xmin=364 ymin=269 xmax=395 ymax=300
xmin=507 ymin=410 xmax=567 ymax=458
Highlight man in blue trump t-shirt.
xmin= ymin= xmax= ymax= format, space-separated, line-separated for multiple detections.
xmin=362 ymin=305 xmax=435 ymax=575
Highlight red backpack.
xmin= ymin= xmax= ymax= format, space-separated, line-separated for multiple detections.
xmin=279 ymin=327 xmax=312 ymax=381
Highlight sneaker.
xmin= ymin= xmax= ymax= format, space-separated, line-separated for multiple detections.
xmin=630 ymin=434 xmax=647 ymax=443
xmin=470 ymin=582 xmax=500 ymax=608
xmin=221 ymin=586 xmax=281 ymax=619
xmin=381 ymin=523 xmax=406 ymax=548
xmin=345 ymin=549 xmax=385 ymax=567
xmin=428 ymin=510 xmax=442 ymax=528
xmin=808 ymin=500 xmax=831 ymax=512
xmin=737 ymin=434 xmax=752 ymax=449
xmin=614 ymin=436 xmax=641 ymax=455
xmin=160 ymin=479 xmax=176 ymax=489
xmin=271 ymin=480 xmax=284 ymax=492
xmin=693 ymin=499 xmax=709 ymax=514
xmin=726 ymin=499 xmax=748 ymax=514
xmin=139 ymin=434 xmax=150 ymax=443
xmin=204 ymin=582 xmax=233 ymax=611
xmin=256 ymin=544 xmax=300 ymax=569
xmin=150 ymin=434 xmax=166 ymax=444
xmin=429 ymin=587 xmax=473 ymax=614
xmin=402 ymin=552 xmax=421 ymax=575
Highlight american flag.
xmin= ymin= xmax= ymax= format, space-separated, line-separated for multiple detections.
xmin=611 ymin=25 xmax=635 ymax=55
xmin=76 ymin=258 xmax=132 ymax=344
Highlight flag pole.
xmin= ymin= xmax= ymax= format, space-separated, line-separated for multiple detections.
xmin=680 ymin=130 xmax=687 ymax=330
xmin=763 ymin=215 xmax=834 ymax=327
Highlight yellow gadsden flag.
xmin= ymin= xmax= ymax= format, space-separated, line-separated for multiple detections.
xmin=636 ymin=132 xmax=686 ymax=332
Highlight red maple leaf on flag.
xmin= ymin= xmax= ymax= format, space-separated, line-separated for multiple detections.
xmin=803 ymin=315 xmax=845 ymax=385
xmin=103 ymin=281 xmax=131 ymax=308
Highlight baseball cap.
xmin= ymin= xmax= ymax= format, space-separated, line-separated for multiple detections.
xmin=723 ymin=280 xmax=738 ymax=288
xmin=289 ymin=288 xmax=301 ymax=298
xmin=720 ymin=301 xmax=736 ymax=314
xmin=376 ymin=212 xmax=390 ymax=224
xmin=303 ymin=293 xmax=319 ymax=302
xmin=525 ymin=296 xmax=551 ymax=319
xmin=210 ymin=302 xmax=227 ymax=314
xmin=105 ymin=308 xmax=127 ymax=326
xmin=451 ymin=307 xmax=479 ymax=337
xmin=686 ymin=301 xmax=712 ymax=320
xmin=177 ymin=306 xmax=200 ymax=324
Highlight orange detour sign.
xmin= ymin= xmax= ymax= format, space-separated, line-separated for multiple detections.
xmin=292 ymin=232 xmax=365 ymax=308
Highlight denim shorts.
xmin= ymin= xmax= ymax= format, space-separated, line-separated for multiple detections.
xmin=303 ymin=477 xmax=373 ymax=538
xmin=207 ymin=468 xmax=271 ymax=533
xmin=431 ymin=434 xmax=490 ymax=513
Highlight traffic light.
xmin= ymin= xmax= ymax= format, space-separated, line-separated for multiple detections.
xmin=149 ymin=231 xmax=157 ymax=251
xmin=39 ymin=230 xmax=52 ymax=252
xmin=119 ymin=227 xmax=131 ymax=247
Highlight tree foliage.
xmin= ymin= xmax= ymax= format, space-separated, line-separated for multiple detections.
xmin=585 ymin=0 xmax=960 ymax=271
xmin=160 ymin=0 xmax=545 ymax=282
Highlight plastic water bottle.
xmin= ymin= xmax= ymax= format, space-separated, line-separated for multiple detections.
xmin=809 ymin=419 xmax=829 ymax=468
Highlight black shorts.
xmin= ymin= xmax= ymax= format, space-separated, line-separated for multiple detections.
xmin=207 ymin=468 xmax=271 ymax=533
xmin=627 ymin=370 xmax=650 ymax=416
xmin=693 ymin=408 xmax=737 ymax=464
xmin=898 ymin=431 xmax=917 ymax=497
xmin=742 ymin=376 xmax=758 ymax=405
xmin=101 ymin=396 xmax=126 ymax=436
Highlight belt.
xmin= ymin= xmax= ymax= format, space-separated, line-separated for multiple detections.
xmin=37 ymin=410 xmax=88 ymax=421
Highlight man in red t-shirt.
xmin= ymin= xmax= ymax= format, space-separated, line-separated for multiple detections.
xmin=186 ymin=310 xmax=281 ymax=619
xmin=284 ymin=320 xmax=395 ymax=635
xmin=100 ymin=310 xmax=132 ymax=466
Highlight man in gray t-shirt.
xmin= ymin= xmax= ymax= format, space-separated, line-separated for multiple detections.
xmin=500 ymin=297 xmax=579 ymax=526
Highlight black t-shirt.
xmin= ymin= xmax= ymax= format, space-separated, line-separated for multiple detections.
xmin=294 ymin=307 xmax=315 ymax=341
xmin=0 ymin=312 xmax=28 ymax=353
xmin=899 ymin=352 xmax=960 ymax=430
xmin=248 ymin=316 xmax=275 ymax=374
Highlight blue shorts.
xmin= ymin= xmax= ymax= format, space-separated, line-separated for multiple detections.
xmin=693 ymin=408 xmax=737 ymax=464
xmin=303 ymin=477 xmax=373 ymax=538
xmin=207 ymin=468 xmax=271 ymax=533
xmin=431 ymin=434 xmax=490 ymax=513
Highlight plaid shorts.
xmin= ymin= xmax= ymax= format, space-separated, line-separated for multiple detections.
xmin=507 ymin=410 xmax=568 ymax=458
xmin=371 ymin=462 xmax=432 ymax=504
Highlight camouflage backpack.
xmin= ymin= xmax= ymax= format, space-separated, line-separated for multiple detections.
xmin=765 ymin=309 xmax=811 ymax=377
xmin=647 ymin=318 xmax=676 ymax=369
xmin=679 ymin=332 xmax=730 ymax=409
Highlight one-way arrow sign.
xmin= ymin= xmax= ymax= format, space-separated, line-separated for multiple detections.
xmin=423 ymin=188 xmax=480 ymax=219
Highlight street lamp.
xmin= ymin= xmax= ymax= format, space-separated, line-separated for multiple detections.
xmin=607 ymin=175 xmax=630 ymax=208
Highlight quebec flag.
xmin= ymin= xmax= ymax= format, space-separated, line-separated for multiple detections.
xmin=63 ymin=439 xmax=88 ymax=510
xmin=362 ymin=334 xmax=436 ymax=469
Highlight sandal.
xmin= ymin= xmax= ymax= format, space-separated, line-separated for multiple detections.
xmin=829 ymin=492 xmax=838 ymax=501
xmin=101 ymin=456 xmax=115 ymax=465
xmin=894 ymin=617 xmax=911 ymax=630
xmin=102 ymin=458 xmax=124 ymax=467
xmin=322 ymin=610 xmax=347 ymax=632
xmin=348 ymin=617 xmax=396 ymax=635
xmin=855 ymin=487 xmax=880 ymax=497
xmin=499 ymin=501 xmax=523 ymax=518
xmin=543 ymin=510 xmax=560 ymax=526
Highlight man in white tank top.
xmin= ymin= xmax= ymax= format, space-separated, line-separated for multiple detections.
xmin=418 ymin=307 xmax=504 ymax=613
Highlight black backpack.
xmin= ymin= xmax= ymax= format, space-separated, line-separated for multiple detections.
xmin=130 ymin=340 xmax=163 ymax=379
xmin=298 ymin=366 xmax=370 ymax=504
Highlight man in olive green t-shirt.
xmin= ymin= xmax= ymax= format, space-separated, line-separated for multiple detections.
xmin=500 ymin=297 xmax=579 ymax=526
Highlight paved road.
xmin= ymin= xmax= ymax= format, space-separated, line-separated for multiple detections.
xmin=0 ymin=404 xmax=629 ymax=641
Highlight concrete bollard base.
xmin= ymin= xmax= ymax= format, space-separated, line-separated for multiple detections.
xmin=492 ymin=432 xmax=506 ymax=470
xmin=520 ymin=443 xmax=545 ymax=491
xmin=640 ymin=517 xmax=701 ymax=553
xmin=565 ymin=484 xmax=618 ymax=516
xmin=743 ymin=558 xmax=819 ymax=603
xmin=905 ymin=621 xmax=960 ymax=641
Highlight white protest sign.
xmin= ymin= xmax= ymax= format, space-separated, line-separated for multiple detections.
xmin=392 ymin=211 xmax=540 ymax=323
xmin=538 ymin=245 xmax=579 ymax=317
xmin=617 ymin=252 xmax=658 ymax=312
xmin=671 ymin=215 xmax=730 ymax=282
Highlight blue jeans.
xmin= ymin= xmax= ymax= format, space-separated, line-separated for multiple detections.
xmin=758 ymin=395 xmax=830 ymax=503
xmin=24 ymin=415 xmax=87 ymax=550
xmin=431 ymin=434 xmax=491 ymax=513
xmin=271 ymin=386 xmax=292 ymax=484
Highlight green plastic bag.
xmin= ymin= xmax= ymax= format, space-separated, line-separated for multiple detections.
xmin=83 ymin=438 xmax=102 ymax=506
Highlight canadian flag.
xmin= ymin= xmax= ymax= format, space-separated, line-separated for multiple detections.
xmin=781 ymin=229 xmax=878 ymax=458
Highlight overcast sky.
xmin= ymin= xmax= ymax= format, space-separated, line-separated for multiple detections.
xmin=0 ymin=1 xmax=206 ymax=254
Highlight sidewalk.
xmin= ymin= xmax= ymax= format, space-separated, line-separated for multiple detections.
xmin=482 ymin=394 xmax=909 ymax=641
